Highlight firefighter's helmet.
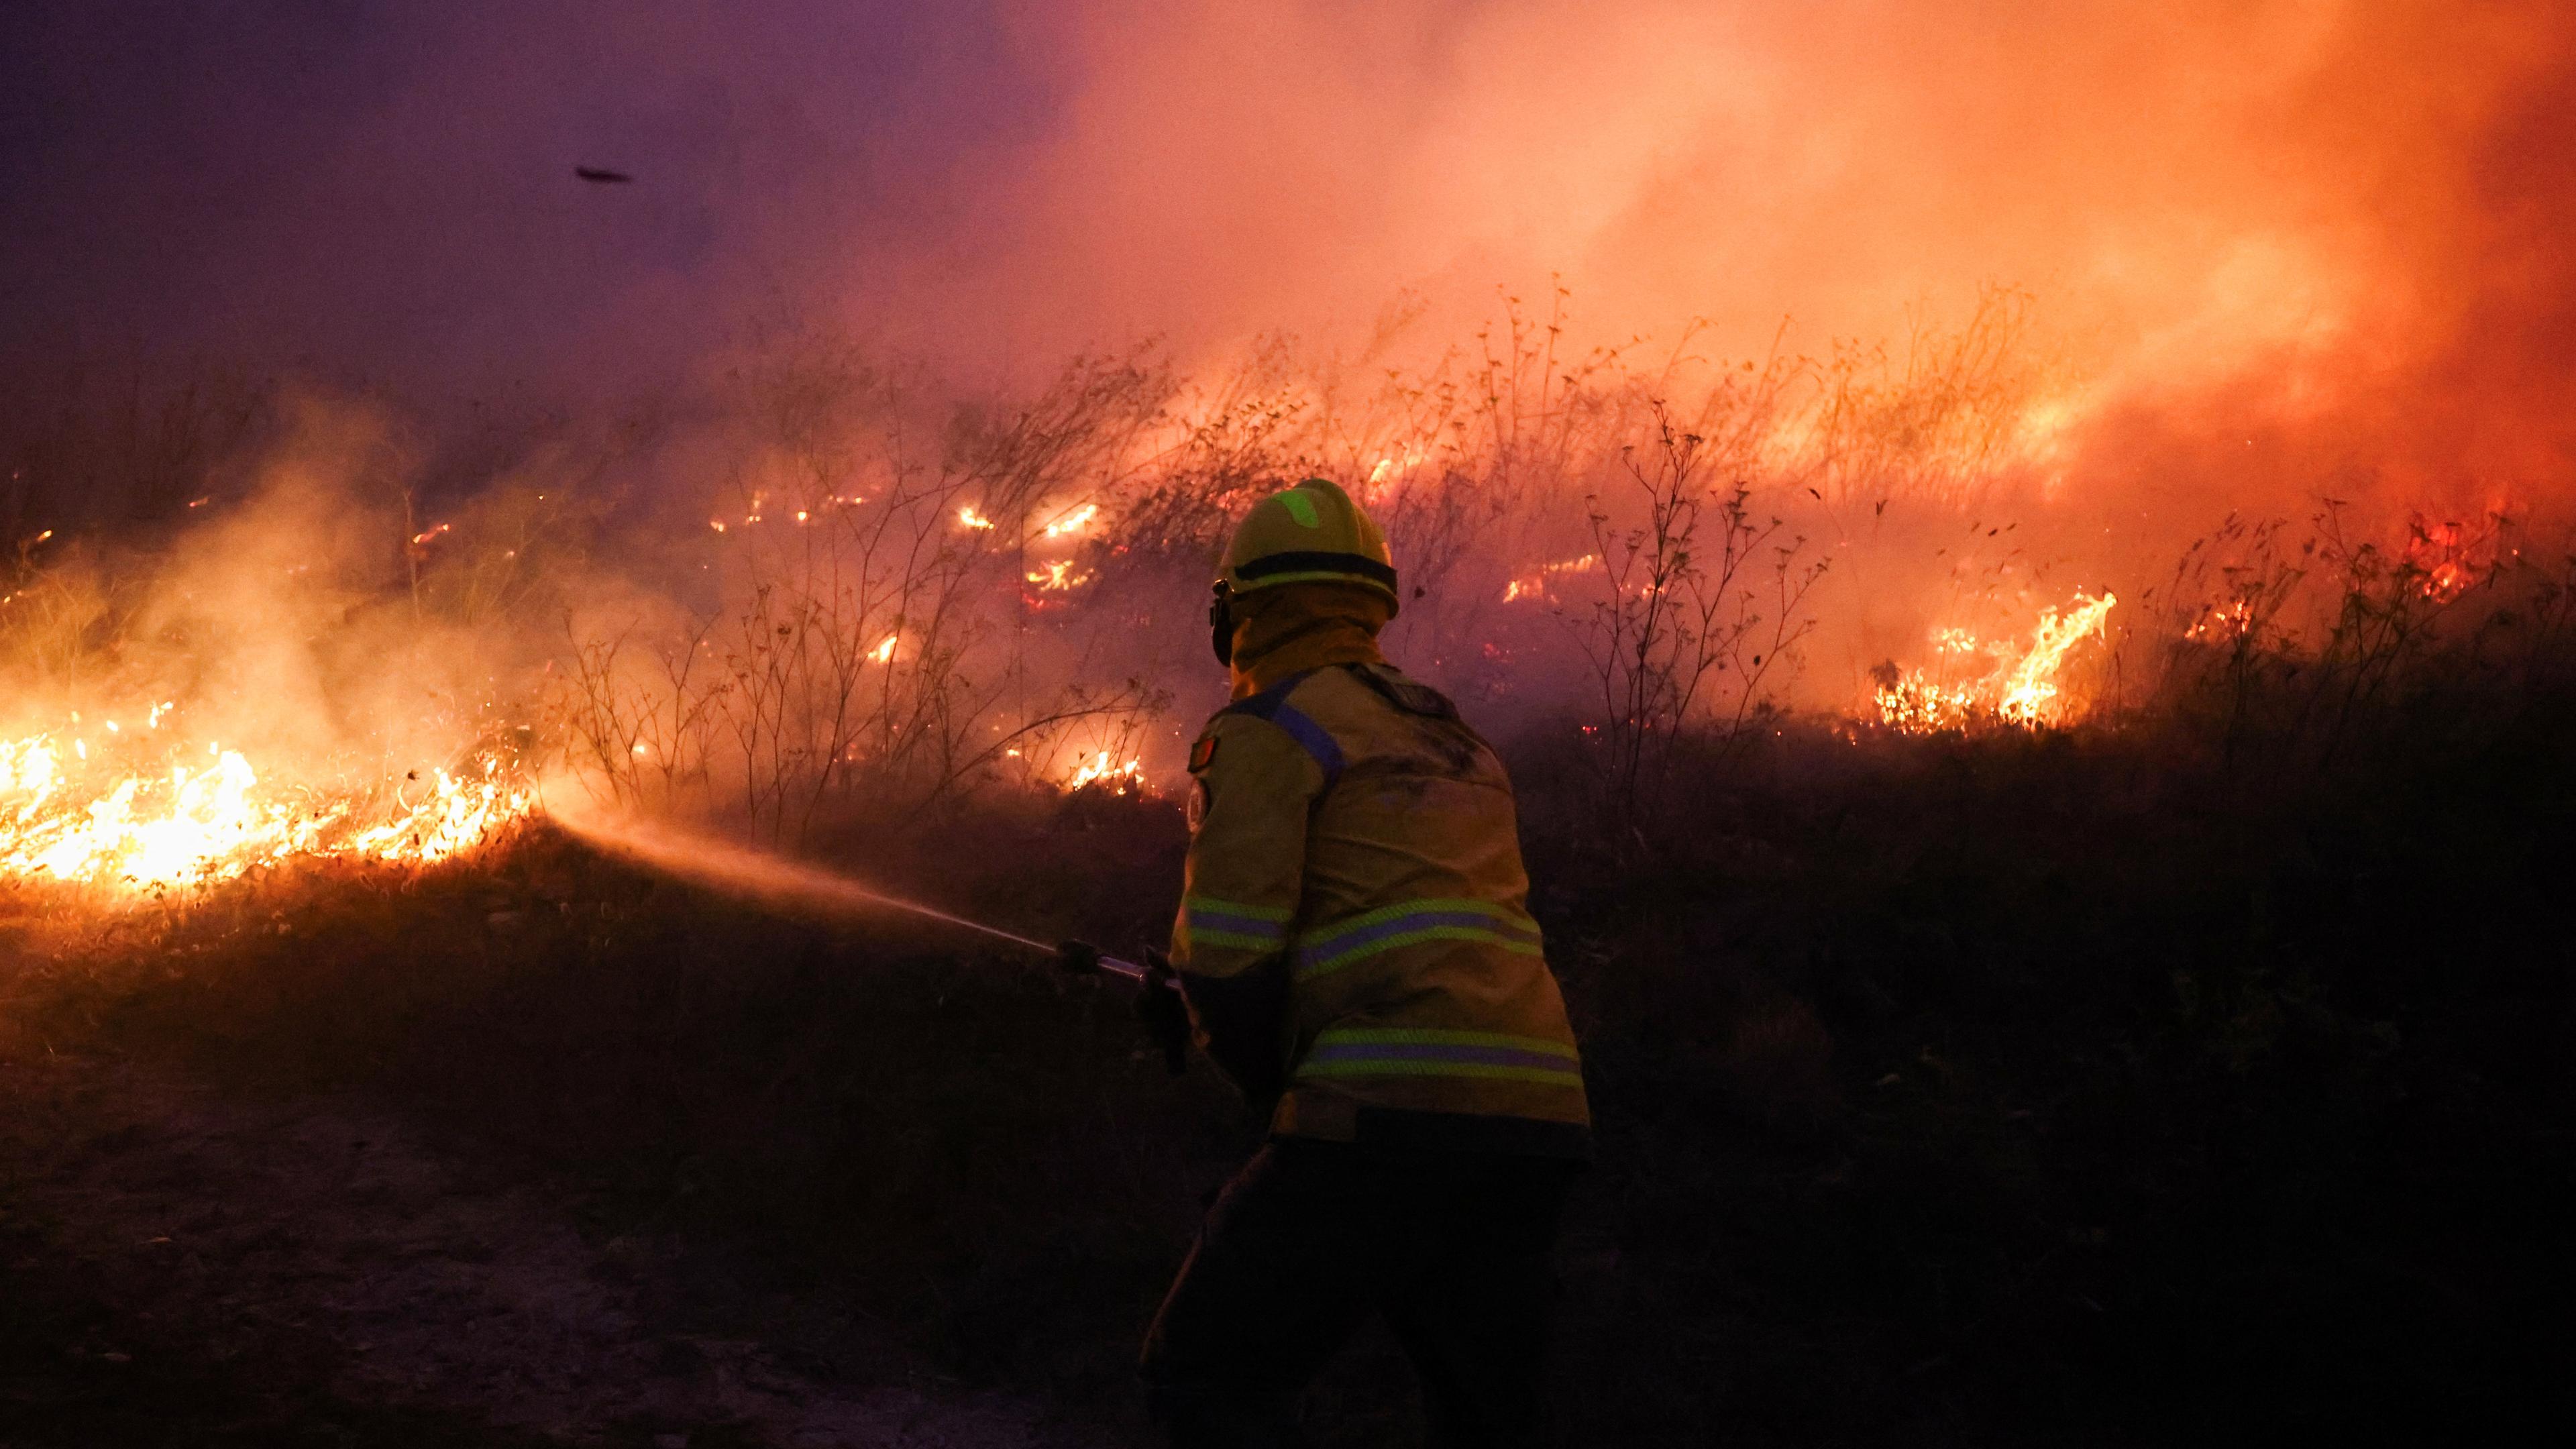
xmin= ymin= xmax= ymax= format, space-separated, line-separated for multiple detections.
xmin=1208 ymin=478 xmax=1398 ymax=664
xmin=1219 ymin=478 xmax=1397 ymax=606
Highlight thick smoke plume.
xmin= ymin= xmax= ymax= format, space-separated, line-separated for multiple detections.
xmin=11 ymin=4 xmax=2571 ymax=434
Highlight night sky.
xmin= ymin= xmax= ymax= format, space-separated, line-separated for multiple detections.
xmin=3 ymin=2 xmax=1052 ymax=392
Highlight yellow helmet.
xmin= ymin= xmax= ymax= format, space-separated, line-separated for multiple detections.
xmin=1208 ymin=478 xmax=1398 ymax=664
xmin=1210 ymin=479 xmax=1401 ymax=665
xmin=1217 ymin=477 xmax=1397 ymax=608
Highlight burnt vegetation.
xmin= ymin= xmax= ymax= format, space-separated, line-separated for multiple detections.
xmin=5 ymin=324 xmax=2573 ymax=1444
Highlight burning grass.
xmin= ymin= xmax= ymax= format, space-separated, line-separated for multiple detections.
xmin=1870 ymin=590 xmax=2118 ymax=733
xmin=1 ymin=720 xmax=533 ymax=893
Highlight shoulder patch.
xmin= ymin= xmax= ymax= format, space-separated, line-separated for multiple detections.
xmin=1189 ymin=734 xmax=1220 ymax=772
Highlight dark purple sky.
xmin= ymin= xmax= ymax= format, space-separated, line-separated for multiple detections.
xmin=2 ymin=1 xmax=1056 ymax=394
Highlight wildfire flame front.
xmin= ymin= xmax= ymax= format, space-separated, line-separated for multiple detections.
xmin=2 ymin=723 xmax=533 ymax=894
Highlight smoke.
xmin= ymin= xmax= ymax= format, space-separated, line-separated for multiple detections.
xmin=2056 ymin=1 xmax=2576 ymax=540
xmin=11 ymin=4 xmax=2567 ymax=405
xmin=0 ymin=390 xmax=569 ymax=784
xmin=945 ymin=0 xmax=2575 ymax=524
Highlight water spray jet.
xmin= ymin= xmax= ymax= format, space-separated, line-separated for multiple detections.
xmin=544 ymin=800 xmax=1161 ymax=986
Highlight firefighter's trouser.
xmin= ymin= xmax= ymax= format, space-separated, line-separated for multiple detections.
xmin=1140 ymin=1138 xmax=1576 ymax=1448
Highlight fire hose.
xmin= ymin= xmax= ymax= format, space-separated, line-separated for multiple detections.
xmin=1059 ymin=939 xmax=1193 ymax=1075
xmin=831 ymin=914 xmax=1190 ymax=1073
xmin=863 ymin=906 xmax=1193 ymax=1075
xmin=547 ymin=805 xmax=1193 ymax=1070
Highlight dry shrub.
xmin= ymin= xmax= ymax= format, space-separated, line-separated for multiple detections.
xmin=553 ymin=347 xmax=1174 ymax=839
xmin=1573 ymin=401 xmax=1825 ymax=835
xmin=2133 ymin=504 xmax=2576 ymax=767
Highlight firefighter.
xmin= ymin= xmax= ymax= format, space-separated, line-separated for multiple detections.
xmin=1136 ymin=477 xmax=1589 ymax=1448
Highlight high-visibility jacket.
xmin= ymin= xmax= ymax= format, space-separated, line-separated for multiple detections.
xmin=1170 ymin=661 xmax=1590 ymax=1159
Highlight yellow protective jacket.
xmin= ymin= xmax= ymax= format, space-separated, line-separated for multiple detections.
xmin=1171 ymin=644 xmax=1590 ymax=1159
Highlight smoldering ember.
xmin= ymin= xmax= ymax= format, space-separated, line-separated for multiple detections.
xmin=3 ymin=5 xmax=2569 ymax=1446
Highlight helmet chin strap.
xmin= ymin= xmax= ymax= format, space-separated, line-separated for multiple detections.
xmin=1207 ymin=580 xmax=1236 ymax=667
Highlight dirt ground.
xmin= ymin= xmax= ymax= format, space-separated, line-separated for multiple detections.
xmin=0 ymin=1045 xmax=1078 ymax=1449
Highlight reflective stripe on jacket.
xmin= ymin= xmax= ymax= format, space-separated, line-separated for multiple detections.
xmin=1170 ymin=662 xmax=1589 ymax=1158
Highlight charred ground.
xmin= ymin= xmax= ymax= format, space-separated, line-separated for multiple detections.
xmin=6 ymin=645 xmax=2571 ymax=1446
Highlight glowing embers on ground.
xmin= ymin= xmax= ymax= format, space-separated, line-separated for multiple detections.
xmin=1 ymin=715 xmax=533 ymax=893
xmin=1873 ymin=592 xmax=2118 ymax=733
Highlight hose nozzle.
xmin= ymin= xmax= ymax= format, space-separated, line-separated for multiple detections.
xmin=1059 ymin=938 xmax=1163 ymax=987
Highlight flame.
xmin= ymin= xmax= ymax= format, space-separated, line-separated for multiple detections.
xmin=1025 ymin=559 xmax=1094 ymax=592
xmin=1874 ymin=592 xmax=2117 ymax=733
xmin=1362 ymin=447 xmax=1433 ymax=498
xmin=2423 ymin=561 xmax=2473 ymax=600
xmin=2 ymin=722 xmax=531 ymax=894
xmin=869 ymin=633 xmax=899 ymax=663
xmin=2404 ymin=515 xmax=2496 ymax=602
xmin=1063 ymin=749 xmax=1144 ymax=793
xmin=957 ymin=506 xmax=995 ymax=530
xmin=1041 ymin=502 xmax=1099 ymax=538
xmin=2186 ymin=598 xmax=2253 ymax=641
xmin=1500 ymin=554 xmax=1599 ymax=604
xmin=1994 ymin=593 xmax=2118 ymax=721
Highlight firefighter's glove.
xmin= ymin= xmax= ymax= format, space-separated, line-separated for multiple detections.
xmin=1136 ymin=949 xmax=1191 ymax=1077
